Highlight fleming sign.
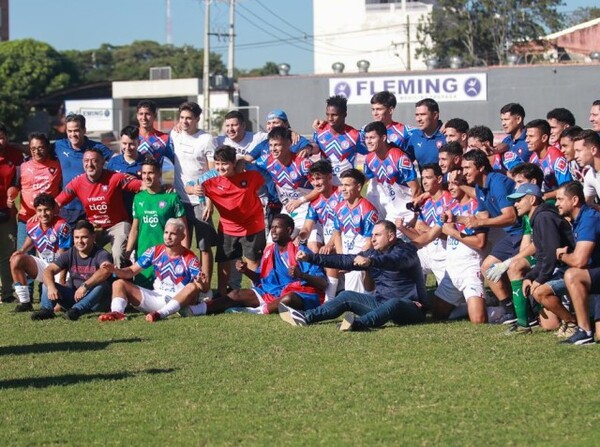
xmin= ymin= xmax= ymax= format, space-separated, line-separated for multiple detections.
xmin=330 ymin=73 xmax=487 ymax=104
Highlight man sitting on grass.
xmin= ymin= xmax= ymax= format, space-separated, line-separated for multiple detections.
xmin=98 ymin=218 xmax=209 ymax=323
xmin=279 ymin=220 xmax=427 ymax=331
xmin=31 ymin=220 xmax=113 ymax=321
xmin=185 ymin=214 xmax=327 ymax=316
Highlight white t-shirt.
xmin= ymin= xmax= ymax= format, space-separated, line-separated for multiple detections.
xmin=216 ymin=131 xmax=267 ymax=159
xmin=171 ymin=130 xmax=216 ymax=205
xmin=583 ymin=166 xmax=600 ymax=200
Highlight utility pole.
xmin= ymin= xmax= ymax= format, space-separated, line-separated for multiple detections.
xmin=227 ymin=0 xmax=235 ymax=108
xmin=406 ymin=16 xmax=411 ymax=71
xmin=166 ymin=0 xmax=172 ymax=44
xmin=202 ymin=0 xmax=211 ymax=131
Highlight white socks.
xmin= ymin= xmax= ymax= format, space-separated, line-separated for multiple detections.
xmin=187 ymin=301 xmax=207 ymax=316
xmin=158 ymin=300 xmax=181 ymax=319
xmin=111 ymin=297 xmax=128 ymax=313
xmin=325 ymin=277 xmax=339 ymax=302
xmin=15 ymin=284 xmax=30 ymax=304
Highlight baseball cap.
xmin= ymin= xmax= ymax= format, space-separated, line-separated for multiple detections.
xmin=507 ymin=183 xmax=543 ymax=200
xmin=267 ymin=109 xmax=288 ymax=122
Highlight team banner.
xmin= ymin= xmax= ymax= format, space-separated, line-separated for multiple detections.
xmin=330 ymin=73 xmax=487 ymax=104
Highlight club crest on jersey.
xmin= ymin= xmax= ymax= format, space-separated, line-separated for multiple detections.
xmin=352 ymin=214 xmax=361 ymax=225
xmin=556 ymin=158 xmax=567 ymax=174
xmin=175 ymin=265 xmax=184 ymax=275
xmin=48 ymin=234 xmax=56 ymax=243
xmin=152 ymin=142 xmax=161 ymax=149
xmin=342 ymin=140 xmax=350 ymax=149
xmin=400 ymin=157 xmax=412 ymax=169
xmin=386 ymin=165 xmax=394 ymax=174
xmin=290 ymin=171 xmax=298 ymax=180
xmin=389 ymin=133 xmax=398 ymax=142
xmin=504 ymin=152 xmax=517 ymax=162
xmin=436 ymin=140 xmax=443 ymax=149
xmin=101 ymin=185 xmax=108 ymax=192
xmin=436 ymin=206 xmax=443 ymax=216
xmin=159 ymin=201 xmax=166 ymax=209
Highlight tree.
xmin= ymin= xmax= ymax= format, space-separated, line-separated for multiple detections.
xmin=417 ymin=0 xmax=564 ymax=66
xmin=564 ymin=7 xmax=600 ymax=27
xmin=0 ymin=39 xmax=79 ymax=138
xmin=62 ymin=41 xmax=226 ymax=83
xmin=238 ymin=61 xmax=280 ymax=78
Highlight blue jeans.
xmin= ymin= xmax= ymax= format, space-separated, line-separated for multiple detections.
xmin=41 ymin=282 xmax=111 ymax=314
xmin=305 ymin=290 xmax=425 ymax=329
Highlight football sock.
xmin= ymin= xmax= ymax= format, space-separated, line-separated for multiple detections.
xmin=157 ymin=300 xmax=181 ymax=319
xmin=325 ymin=277 xmax=338 ymax=302
xmin=510 ymin=280 xmax=528 ymax=327
xmin=500 ymin=296 xmax=515 ymax=314
xmin=111 ymin=297 xmax=127 ymax=313
xmin=14 ymin=283 xmax=31 ymax=304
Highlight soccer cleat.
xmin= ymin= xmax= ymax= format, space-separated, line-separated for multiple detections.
xmin=561 ymin=327 xmax=594 ymax=345
xmin=338 ymin=312 xmax=356 ymax=332
xmin=97 ymin=311 xmax=127 ymax=322
xmin=0 ymin=295 xmax=16 ymax=304
xmin=31 ymin=309 xmax=55 ymax=321
xmin=494 ymin=312 xmax=517 ymax=325
xmin=145 ymin=311 xmax=162 ymax=323
xmin=278 ymin=302 xmax=307 ymax=327
xmin=14 ymin=302 xmax=33 ymax=312
xmin=555 ymin=321 xmax=577 ymax=338
xmin=504 ymin=323 xmax=532 ymax=335
xmin=63 ymin=307 xmax=82 ymax=321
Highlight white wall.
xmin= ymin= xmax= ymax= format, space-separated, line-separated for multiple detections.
xmin=313 ymin=0 xmax=431 ymax=74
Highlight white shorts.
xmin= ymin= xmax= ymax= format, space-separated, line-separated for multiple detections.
xmin=436 ymin=268 xmax=484 ymax=307
xmin=137 ymin=287 xmax=175 ymax=313
xmin=31 ymin=256 xmax=64 ymax=283
xmin=418 ymin=245 xmax=447 ymax=284
xmin=308 ymin=226 xmax=322 ymax=244
xmin=344 ymin=270 xmax=373 ymax=294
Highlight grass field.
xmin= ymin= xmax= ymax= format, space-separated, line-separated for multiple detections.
xmin=1 ymin=303 xmax=598 ymax=446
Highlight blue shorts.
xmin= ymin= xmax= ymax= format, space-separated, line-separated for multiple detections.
xmin=589 ymin=266 xmax=600 ymax=294
xmin=546 ymin=268 xmax=568 ymax=297
xmin=490 ymin=233 xmax=522 ymax=262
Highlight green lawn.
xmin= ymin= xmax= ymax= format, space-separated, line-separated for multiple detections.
xmin=1 ymin=305 xmax=598 ymax=446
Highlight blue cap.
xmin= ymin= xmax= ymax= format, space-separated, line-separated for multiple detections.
xmin=266 ymin=109 xmax=288 ymax=122
xmin=507 ymin=183 xmax=543 ymax=200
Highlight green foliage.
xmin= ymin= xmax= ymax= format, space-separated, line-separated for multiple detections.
xmin=0 ymin=39 xmax=78 ymax=138
xmin=62 ymin=41 xmax=226 ymax=83
xmin=238 ymin=61 xmax=280 ymax=78
xmin=417 ymin=0 xmax=564 ymax=66
xmin=565 ymin=6 xmax=600 ymax=27
xmin=1 ymin=306 xmax=599 ymax=445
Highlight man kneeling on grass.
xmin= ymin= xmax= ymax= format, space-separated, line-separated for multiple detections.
xmin=98 ymin=218 xmax=210 ymax=323
xmin=279 ymin=220 xmax=427 ymax=331
xmin=184 ymin=214 xmax=327 ymax=316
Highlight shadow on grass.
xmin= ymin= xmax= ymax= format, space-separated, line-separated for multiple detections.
xmin=0 ymin=368 xmax=177 ymax=390
xmin=0 ymin=338 xmax=144 ymax=356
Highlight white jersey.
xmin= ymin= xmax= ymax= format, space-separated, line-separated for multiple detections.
xmin=217 ymin=131 xmax=267 ymax=159
xmin=171 ymin=130 xmax=216 ymax=205
xmin=583 ymin=166 xmax=600 ymax=200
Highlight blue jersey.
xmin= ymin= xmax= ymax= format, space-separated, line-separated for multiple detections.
xmin=26 ymin=218 xmax=72 ymax=262
xmin=137 ymin=244 xmax=201 ymax=294
xmin=334 ymin=198 xmax=378 ymax=254
xmin=528 ymin=146 xmax=572 ymax=192
xmin=54 ymin=138 xmax=113 ymax=212
xmin=418 ymin=191 xmax=453 ymax=227
xmin=405 ymin=122 xmax=446 ymax=167
xmin=501 ymin=130 xmax=530 ymax=171
xmin=107 ymin=153 xmax=145 ymax=219
xmin=475 ymin=172 xmax=522 ymax=235
xmin=138 ymin=129 xmax=174 ymax=165
xmin=360 ymin=121 xmax=411 ymax=151
xmin=314 ymin=123 xmax=366 ymax=181
xmin=249 ymin=136 xmax=311 ymax=203
xmin=571 ymin=205 xmax=600 ymax=267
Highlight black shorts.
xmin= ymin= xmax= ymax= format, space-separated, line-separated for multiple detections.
xmin=490 ymin=232 xmax=522 ymax=262
xmin=183 ymin=203 xmax=217 ymax=251
xmin=589 ymin=266 xmax=600 ymax=294
xmin=215 ymin=230 xmax=266 ymax=263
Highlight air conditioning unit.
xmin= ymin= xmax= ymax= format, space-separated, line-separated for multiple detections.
xmin=149 ymin=66 xmax=173 ymax=80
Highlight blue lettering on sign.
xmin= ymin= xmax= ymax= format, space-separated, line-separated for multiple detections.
xmin=357 ymin=81 xmax=368 ymax=95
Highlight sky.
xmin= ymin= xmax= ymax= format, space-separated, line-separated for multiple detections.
xmin=9 ymin=0 xmax=598 ymax=75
